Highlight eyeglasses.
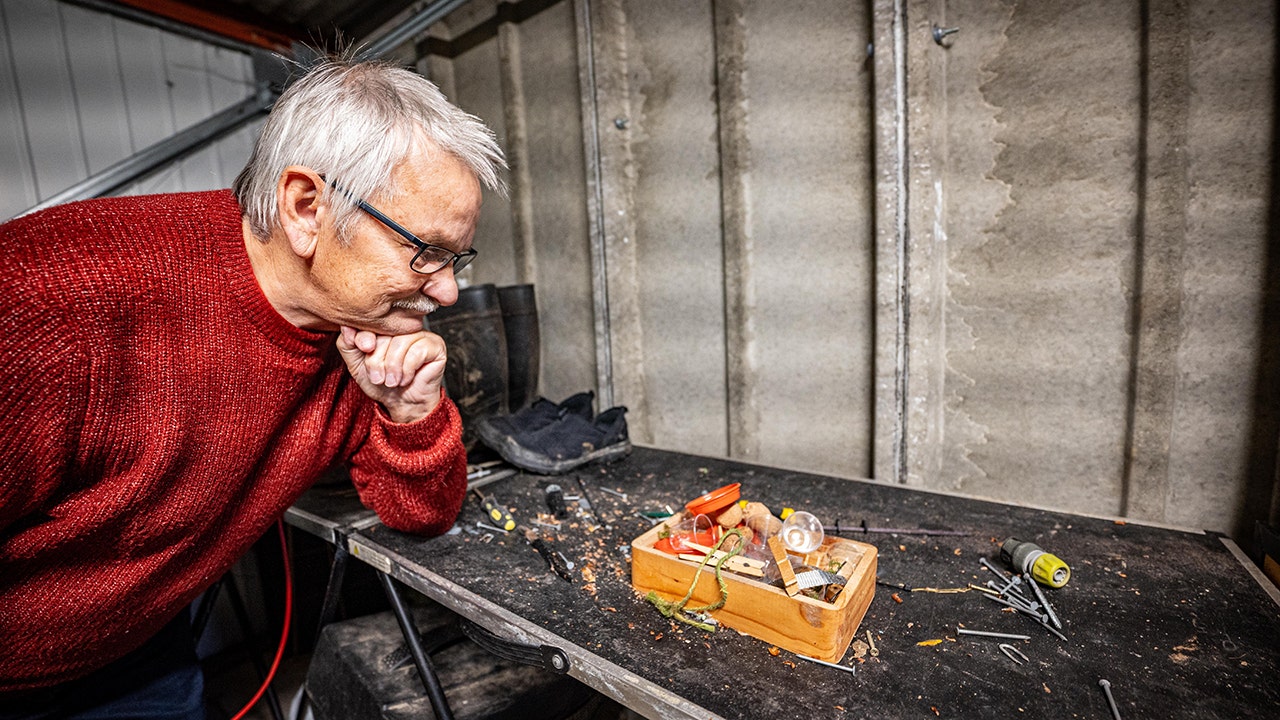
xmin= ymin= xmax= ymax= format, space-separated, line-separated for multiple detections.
xmin=325 ymin=178 xmax=477 ymax=275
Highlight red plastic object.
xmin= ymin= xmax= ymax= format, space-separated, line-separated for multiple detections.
xmin=684 ymin=482 xmax=741 ymax=517
xmin=653 ymin=529 xmax=719 ymax=555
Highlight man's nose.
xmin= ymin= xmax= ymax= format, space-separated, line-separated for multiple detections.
xmin=423 ymin=264 xmax=459 ymax=307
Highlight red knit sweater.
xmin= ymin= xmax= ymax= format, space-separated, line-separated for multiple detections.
xmin=0 ymin=191 xmax=468 ymax=692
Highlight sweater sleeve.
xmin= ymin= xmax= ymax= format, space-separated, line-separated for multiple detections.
xmin=345 ymin=392 xmax=468 ymax=535
xmin=0 ymin=306 xmax=89 ymax=534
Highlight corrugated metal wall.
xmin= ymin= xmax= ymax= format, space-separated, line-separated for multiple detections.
xmin=0 ymin=0 xmax=259 ymax=221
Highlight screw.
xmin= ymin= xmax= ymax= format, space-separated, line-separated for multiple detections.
xmin=1040 ymin=620 xmax=1068 ymax=642
xmin=983 ymin=592 xmax=1047 ymax=622
xmin=476 ymin=521 xmax=509 ymax=534
xmin=614 ymin=117 xmax=629 ymax=129
xmin=932 ymin=23 xmax=960 ymax=46
xmin=980 ymin=557 xmax=1011 ymax=580
xmin=1098 ymin=679 xmax=1122 ymax=720
xmin=1025 ymin=573 xmax=1062 ymax=629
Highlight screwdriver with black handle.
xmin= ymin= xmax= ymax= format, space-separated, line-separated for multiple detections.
xmin=473 ymin=488 xmax=515 ymax=531
xmin=518 ymin=525 xmax=574 ymax=582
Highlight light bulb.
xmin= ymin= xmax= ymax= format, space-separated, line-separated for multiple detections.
xmin=780 ymin=511 xmax=824 ymax=553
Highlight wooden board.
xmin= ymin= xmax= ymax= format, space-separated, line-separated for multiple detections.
xmin=630 ymin=517 xmax=877 ymax=662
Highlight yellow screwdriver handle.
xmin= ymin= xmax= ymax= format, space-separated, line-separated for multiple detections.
xmin=481 ymin=495 xmax=515 ymax=531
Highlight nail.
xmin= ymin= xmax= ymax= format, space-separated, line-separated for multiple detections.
xmin=999 ymin=643 xmax=1029 ymax=664
xmin=1099 ymin=679 xmax=1121 ymax=720
xmin=956 ymin=628 xmax=1032 ymax=641
xmin=795 ymin=655 xmax=856 ymax=674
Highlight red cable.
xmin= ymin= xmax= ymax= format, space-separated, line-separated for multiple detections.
xmin=231 ymin=520 xmax=293 ymax=720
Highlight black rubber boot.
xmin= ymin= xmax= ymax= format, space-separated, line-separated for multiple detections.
xmin=497 ymin=284 xmax=541 ymax=412
xmin=427 ymin=284 xmax=509 ymax=451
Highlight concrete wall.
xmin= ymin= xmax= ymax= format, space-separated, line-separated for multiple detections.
xmin=902 ymin=0 xmax=1277 ymax=539
xmin=426 ymin=0 xmax=1279 ymax=544
xmin=2 ymin=0 xmax=1275 ymax=546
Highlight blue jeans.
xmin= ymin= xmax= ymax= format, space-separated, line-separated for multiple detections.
xmin=0 ymin=611 xmax=205 ymax=720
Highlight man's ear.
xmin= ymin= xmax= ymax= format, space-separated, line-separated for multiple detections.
xmin=276 ymin=166 xmax=326 ymax=259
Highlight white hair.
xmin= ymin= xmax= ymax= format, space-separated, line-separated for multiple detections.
xmin=234 ymin=56 xmax=507 ymax=240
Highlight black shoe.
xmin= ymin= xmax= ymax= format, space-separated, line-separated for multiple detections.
xmin=484 ymin=405 xmax=631 ymax=475
xmin=475 ymin=391 xmax=594 ymax=451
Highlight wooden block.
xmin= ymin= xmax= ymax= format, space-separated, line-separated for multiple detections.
xmin=632 ymin=523 xmax=877 ymax=663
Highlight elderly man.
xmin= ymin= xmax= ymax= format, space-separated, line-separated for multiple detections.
xmin=0 ymin=57 xmax=505 ymax=718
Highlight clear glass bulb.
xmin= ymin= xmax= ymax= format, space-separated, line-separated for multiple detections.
xmin=780 ymin=511 xmax=824 ymax=553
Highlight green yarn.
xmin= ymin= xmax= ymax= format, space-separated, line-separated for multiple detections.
xmin=645 ymin=528 xmax=746 ymax=632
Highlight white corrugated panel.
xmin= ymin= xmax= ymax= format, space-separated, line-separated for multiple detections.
xmin=0 ymin=0 xmax=260 ymax=220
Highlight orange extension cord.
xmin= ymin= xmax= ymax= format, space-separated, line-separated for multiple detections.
xmin=230 ymin=520 xmax=293 ymax=720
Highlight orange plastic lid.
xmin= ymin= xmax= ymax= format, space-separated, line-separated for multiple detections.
xmin=684 ymin=482 xmax=741 ymax=516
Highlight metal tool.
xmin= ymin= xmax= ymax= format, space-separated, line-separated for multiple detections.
xmin=794 ymin=654 xmax=856 ymax=675
xmin=932 ymin=23 xmax=960 ymax=46
xmin=1001 ymin=537 xmax=1070 ymax=588
xmin=979 ymin=556 xmax=1012 ymax=580
xmin=955 ymin=628 xmax=1031 ymax=641
xmin=793 ymin=569 xmax=847 ymax=589
xmin=825 ymin=519 xmax=968 ymax=537
xmin=575 ymin=476 xmax=610 ymax=530
xmin=599 ymin=486 xmax=628 ymax=501
xmin=999 ymin=643 xmax=1029 ymax=665
xmin=1039 ymin=620 xmax=1068 ymax=642
xmin=544 ymin=484 xmax=568 ymax=519
xmin=473 ymin=488 xmax=514 ymax=531
xmin=518 ymin=525 xmax=574 ymax=582
xmin=634 ymin=511 xmax=665 ymax=526
xmin=1025 ymin=572 xmax=1062 ymax=629
xmin=1098 ymin=679 xmax=1122 ymax=720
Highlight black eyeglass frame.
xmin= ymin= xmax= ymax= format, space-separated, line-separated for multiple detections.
xmin=324 ymin=178 xmax=477 ymax=275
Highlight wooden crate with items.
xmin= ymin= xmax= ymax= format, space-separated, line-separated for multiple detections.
xmin=630 ymin=483 xmax=877 ymax=662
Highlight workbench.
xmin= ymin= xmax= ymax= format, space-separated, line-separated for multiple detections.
xmin=285 ymin=447 xmax=1280 ymax=719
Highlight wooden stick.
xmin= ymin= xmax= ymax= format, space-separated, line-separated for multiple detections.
xmin=678 ymin=553 xmax=765 ymax=577
xmin=682 ymin=542 xmax=766 ymax=569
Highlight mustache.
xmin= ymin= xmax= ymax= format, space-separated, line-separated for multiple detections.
xmin=390 ymin=296 xmax=439 ymax=315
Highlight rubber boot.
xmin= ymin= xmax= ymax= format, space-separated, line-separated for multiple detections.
xmin=426 ymin=284 xmax=509 ymax=451
xmin=497 ymin=284 xmax=541 ymax=412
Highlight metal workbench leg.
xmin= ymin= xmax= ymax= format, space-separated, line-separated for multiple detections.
xmin=378 ymin=572 xmax=454 ymax=720
xmin=313 ymin=540 xmax=349 ymax=646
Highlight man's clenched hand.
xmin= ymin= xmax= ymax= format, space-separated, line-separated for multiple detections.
xmin=336 ymin=326 xmax=448 ymax=424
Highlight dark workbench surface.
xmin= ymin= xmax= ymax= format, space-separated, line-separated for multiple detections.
xmin=289 ymin=447 xmax=1280 ymax=719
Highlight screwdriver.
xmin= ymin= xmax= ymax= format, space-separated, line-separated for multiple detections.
xmin=474 ymin=488 xmax=515 ymax=532
xmin=1000 ymin=537 xmax=1070 ymax=588
xmin=518 ymin=525 xmax=574 ymax=582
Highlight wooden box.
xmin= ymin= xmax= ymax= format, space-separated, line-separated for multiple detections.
xmin=630 ymin=519 xmax=877 ymax=662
